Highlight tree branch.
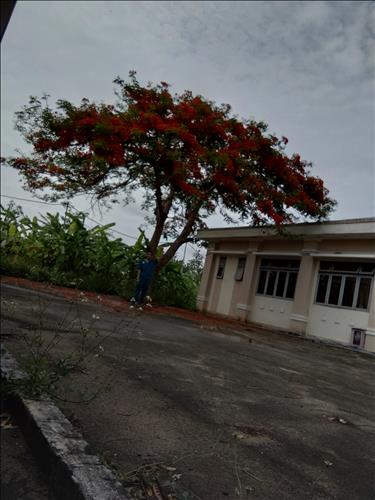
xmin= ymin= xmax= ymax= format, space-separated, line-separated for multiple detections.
xmin=158 ymin=205 xmax=201 ymax=267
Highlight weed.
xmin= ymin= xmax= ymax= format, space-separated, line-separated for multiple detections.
xmin=1 ymin=294 xmax=125 ymax=402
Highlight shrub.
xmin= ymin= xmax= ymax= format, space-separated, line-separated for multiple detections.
xmin=0 ymin=203 xmax=201 ymax=309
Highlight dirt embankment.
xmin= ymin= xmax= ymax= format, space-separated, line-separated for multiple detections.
xmin=0 ymin=275 xmax=264 ymax=335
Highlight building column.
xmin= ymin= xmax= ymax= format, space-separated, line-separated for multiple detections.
xmin=197 ymin=244 xmax=216 ymax=312
xmin=289 ymin=240 xmax=320 ymax=334
xmin=233 ymin=244 xmax=260 ymax=322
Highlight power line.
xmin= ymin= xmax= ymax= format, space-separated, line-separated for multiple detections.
xmin=78 ymin=212 xmax=137 ymax=240
xmin=1 ymin=193 xmax=138 ymax=240
xmin=1 ymin=194 xmax=61 ymax=206
xmin=2 ymin=194 xmax=203 ymax=248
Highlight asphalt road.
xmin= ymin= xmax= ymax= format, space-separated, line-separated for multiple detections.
xmin=1 ymin=283 xmax=375 ymax=500
xmin=1 ymin=404 xmax=54 ymax=500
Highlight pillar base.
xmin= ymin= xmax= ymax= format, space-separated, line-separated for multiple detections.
xmin=289 ymin=314 xmax=308 ymax=334
xmin=197 ymin=296 xmax=209 ymax=312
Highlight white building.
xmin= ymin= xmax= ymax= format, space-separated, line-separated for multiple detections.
xmin=197 ymin=218 xmax=375 ymax=353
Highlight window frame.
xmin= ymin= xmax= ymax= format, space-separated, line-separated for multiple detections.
xmin=216 ymin=256 xmax=227 ymax=279
xmin=314 ymin=261 xmax=374 ymax=311
xmin=256 ymin=259 xmax=300 ymax=300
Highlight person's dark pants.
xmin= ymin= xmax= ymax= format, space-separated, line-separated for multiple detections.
xmin=134 ymin=279 xmax=150 ymax=305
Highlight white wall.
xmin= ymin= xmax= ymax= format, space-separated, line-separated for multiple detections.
xmin=251 ymin=296 xmax=294 ymax=330
xmin=307 ymin=304 xmax=369 ymax=344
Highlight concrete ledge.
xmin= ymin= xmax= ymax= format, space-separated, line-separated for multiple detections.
xmin=235 ymin=303 xmax=251 ymax=312
xmin=290 ymin=314 xmax=308 ymax=323
xmin=1 ymin=345 xmax=133 ymax=500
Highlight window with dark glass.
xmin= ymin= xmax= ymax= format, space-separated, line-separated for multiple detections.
xmin=316 ymin=274 xmax=329 ymax=303
xmin=266 ymin=271 xmax=277 ymax=295
xmin=256 ymin=259 xmax=300 ymax=300
xmin=235 ymin=257 xmax=246 ymax=281
xmin=275 ymin=271 xmax=287 ymax=297
xmin=341 ymin=276 xmax=356 ymax=307
xmin=328 ymin=276 xmax=342 ymax=305
xmin=315 ymin=261 xmax=374 ymax=310
xmin=285 ymin=272 xmax=298 ymax=299
xmin=257 ymin=270 xmax=267 ymax=294
xmin=356 ymin=277 xmax=371 ymax=309
xmin=216 ymin=256 xmax=226 ymax=279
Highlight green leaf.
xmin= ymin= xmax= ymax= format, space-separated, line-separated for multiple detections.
xmin=8 ymin=223 xmax=17 ymax=238
xmin=90 ymin=223 xmax=116 ymax=234
xmin=68 ymin=221 xmax=78 ymax=235
xmin=133 ymin=229 xmax=145 ymax=252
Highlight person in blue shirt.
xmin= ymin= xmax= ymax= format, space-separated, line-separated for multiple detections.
xmin=130 ymin=250 xmax=158 ymax=309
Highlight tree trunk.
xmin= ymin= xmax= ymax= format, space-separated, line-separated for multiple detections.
xmin=158 ymin=210 xmax=198 ymax=268
xmin=148 ymin=192 xmax=174 ymax=255
xmin=148 ymin=219 xmax=165 ymax=255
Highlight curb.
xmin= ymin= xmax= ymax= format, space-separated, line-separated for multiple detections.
xmin=1 ymin=345 xmax=133 ymax=500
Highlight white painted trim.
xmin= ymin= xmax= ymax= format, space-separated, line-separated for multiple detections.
xmin=253 ymin=251 xmax=302 ymax=257
xmin=365 ymin=329 xmax=375 ymax=337
xmin=290 ymin=314 xmax=308 ymax=323
xmin=236 ymin=303 xmax=251 ymax=311
xmin=302 ymin=248 xmax=321 ymax=254
xmin=197 ymin=218 xmax=375 ymax=241
xmin=309 ymin=252 xmax=375 ymax=260
xmin=208 ymin=250 xmax=247 ymax=255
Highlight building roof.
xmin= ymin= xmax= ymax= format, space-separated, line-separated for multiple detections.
xmin=197 ymin=217 xmax=375 ymax=241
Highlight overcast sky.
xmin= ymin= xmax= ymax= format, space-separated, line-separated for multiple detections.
xmin=1 ymin=1 xmax=374 ymax=257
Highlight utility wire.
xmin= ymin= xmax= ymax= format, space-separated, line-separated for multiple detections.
xmin=1 ymin=193 xmax=138 ymax=240
xmin=1 ymin=194 xmax=61 ymax=206
xmin=2 ymin=194 xmax=202 ymax=248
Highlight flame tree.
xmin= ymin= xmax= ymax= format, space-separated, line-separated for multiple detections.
xmin=3 ymin=72 xmax=335 ymax=267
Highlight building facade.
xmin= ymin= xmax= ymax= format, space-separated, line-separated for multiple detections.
xmin=197 ymin=218 xmax=375 ymax=353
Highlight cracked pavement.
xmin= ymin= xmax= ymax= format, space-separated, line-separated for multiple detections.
xmin=1 ymin=283 xmax=375 ymax=499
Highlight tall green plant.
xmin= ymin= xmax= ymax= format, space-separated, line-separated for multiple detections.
xmin=0 ymin=203 xmax=201 ymax=309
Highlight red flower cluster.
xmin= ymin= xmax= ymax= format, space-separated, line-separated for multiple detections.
xmin=4 ymin=74 xmax=334 ymax=230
